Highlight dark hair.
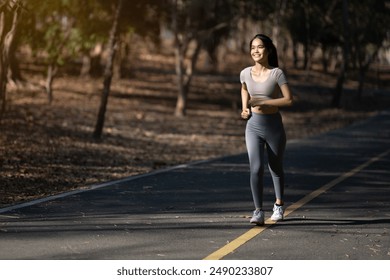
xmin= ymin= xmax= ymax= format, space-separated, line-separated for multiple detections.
xmin=249 ymin=34 xmax=279 ymax=67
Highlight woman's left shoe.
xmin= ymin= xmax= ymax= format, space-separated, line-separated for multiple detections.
xmin=271 ymin=204 xmax=284 ymax=221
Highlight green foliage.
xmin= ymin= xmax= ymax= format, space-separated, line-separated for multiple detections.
xmin=15 ymin=0 xmax=161 ymax=69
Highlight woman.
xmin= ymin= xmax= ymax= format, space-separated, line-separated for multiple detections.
xmin=240 ymin=34 xmax=293 ymax=225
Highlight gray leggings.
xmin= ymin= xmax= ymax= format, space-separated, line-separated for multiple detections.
xmin=245 ymin=112 xmax=286 ymax=209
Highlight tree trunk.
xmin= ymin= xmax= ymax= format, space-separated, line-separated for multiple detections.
xmin=292 ymin=38 xmax=298 ymax=69
xmin=80 ymin=53 xmax=91 ymax=77
xmin=332 ymin=0 xmax=349 ymax=108
xmin=171 ymin=0 xmax=228 ymax=117
xmin=272 ymin=0 xmax=287 ymax=67
xmin=44 ymin=23 xmax=72 ymax=103
xmin=174 ymin=42 xmax=186 ymax=117
xmin=333 ymin=63 xmax=345 ymax=108
xmin=0 ymin=8 xmax=7 ymax=119
xmin=113 ymin=37 xmax=125 ymax=79
xmin=321 ymin=45 xmax=328 ymax=73
xmin=183 ymin=41 xmax=201 ymax=95
xmin=172 ymin=0 xmax=186 ymax=117
xmin=302 ymin=0 xmax=311 ymax=71
xmin=0 ymin=0 xmax=20 ymax=120
xmin=357 ymin=48 xmax=379 ymax=101
xmin=6 ymin=8 xmax=21 ymax=87
xmin=46 ymin=63 xmax=57 ymax=104
xmin=93 ymin=0 xmax=122 ymax=139
xmin=7 ymin=49 xmax=22 ymax=86
xmin=357 ymin=66 xmax=366 ymax=101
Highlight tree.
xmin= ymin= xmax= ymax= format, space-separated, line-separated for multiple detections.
xmin=0 ymin=0 xmax=22 ymax=120
xmin=166 ymin=0 xmax=233 ymax=117
xmin=332 ymin=0 xmax=350 ymax=108
xmin=21 ymin=1 xmax=75 ymax=103
xmin=18 ymin=0 xmax=124 ymax=106
xmin=5 ymin=0 xmax=22 ymax=86
xmin=93 ymin=0 xmax=122 ymax=139
xmin=286 ymin=0 xmax=334 ymax=71
xmin=92 ymin=0 xmax=161 ymax=138
xmin=331 ymin=0 xmax=388 ymax=106
xmin=349 ymin=0 xmax=389 ymax=100
xmin=44 ymin=20 xmax=74 ymax=103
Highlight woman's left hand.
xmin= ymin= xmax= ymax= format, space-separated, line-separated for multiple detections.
xmin=249 ymin=97 xmax=265 ymax=107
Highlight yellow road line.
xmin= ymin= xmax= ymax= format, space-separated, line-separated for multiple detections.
xmin=203 ymin=149 xmax=390 ymax=260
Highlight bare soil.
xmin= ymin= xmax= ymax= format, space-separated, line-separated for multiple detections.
xmin=1 ymin=55 xmax=389 ymax=208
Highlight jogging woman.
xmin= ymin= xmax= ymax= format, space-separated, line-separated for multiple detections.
xmin=240 ymin=34 xmax=293 ymax=225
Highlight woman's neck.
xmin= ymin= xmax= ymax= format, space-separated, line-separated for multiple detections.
xmin=252 ymin=62 xmax=271 ymax=75
xmin=253 ymin=62 xmax=270 ymax=71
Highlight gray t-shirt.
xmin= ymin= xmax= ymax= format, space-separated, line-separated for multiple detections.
xmin=240 ymin=67 xmax=288 ymax=99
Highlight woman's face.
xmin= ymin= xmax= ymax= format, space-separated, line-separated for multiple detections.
xmin=250 ymin=38 xmax=268 ymax=64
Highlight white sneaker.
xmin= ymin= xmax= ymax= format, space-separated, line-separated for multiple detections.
xmin=250 ymin=209 xmax=264 ymax=225
xmin=271 ymin=204 xmax=284 ymax=221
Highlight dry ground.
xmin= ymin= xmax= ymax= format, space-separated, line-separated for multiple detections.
xmin=1 ymin=55 xmax=389 ymax=208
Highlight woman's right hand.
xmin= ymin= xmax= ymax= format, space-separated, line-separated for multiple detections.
xmin=241 ymin=108 xmax=251 ymax=120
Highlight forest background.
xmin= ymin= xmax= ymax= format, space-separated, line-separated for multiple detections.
xmin=0 ymin=0 xmax=389 ymax=207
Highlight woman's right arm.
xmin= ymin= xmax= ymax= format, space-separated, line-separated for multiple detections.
xmin=241 ymin=83 xmax=251 ymax=119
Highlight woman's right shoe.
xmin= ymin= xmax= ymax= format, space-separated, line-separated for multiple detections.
xmin=250 ymin=209 xmax=264 ymax=226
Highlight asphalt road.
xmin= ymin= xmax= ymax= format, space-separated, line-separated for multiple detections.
xmin=0 ymin=110 xmax=389 ymax=260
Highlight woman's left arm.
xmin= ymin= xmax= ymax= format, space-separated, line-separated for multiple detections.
xmin=260 ymin=84 xmax=293 ymax=108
